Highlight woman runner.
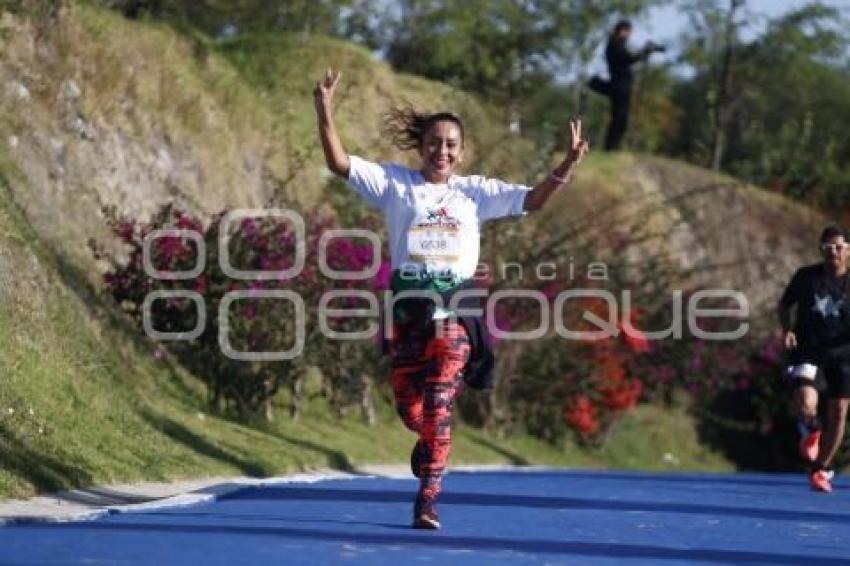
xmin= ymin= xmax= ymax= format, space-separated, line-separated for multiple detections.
xmin=313 ymin=68 xmax=589 ymax=529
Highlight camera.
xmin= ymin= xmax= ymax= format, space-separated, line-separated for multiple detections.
xmin=647 ymin=41 xmax=667 ymax=53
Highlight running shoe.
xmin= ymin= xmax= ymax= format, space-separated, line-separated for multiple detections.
xmin=410 ymin=439 xmax=424 ymax=479
xmin=810 ymin=469 xmax=833 ymax=492
xmin=413 ymin=498 xmax=440 ymax=530
xmin=799 ymin=428 xmax=821 ymax=462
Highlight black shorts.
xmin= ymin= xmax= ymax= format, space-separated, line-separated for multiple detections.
xmin=823 ymin=358 xmax=850 ymax=399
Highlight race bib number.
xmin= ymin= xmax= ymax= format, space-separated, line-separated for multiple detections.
xmin=407 ymin=226 xmax=461 ymax=268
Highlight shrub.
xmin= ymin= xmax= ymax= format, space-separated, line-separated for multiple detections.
xmin=90 ymin=202 xmax=389 ymax=421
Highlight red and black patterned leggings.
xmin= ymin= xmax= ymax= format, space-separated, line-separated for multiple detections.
xmin=391 ymin=319 xmax=471 ymax=507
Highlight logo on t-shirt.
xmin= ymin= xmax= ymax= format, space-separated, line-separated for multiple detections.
xmin=423 ymin=206 xmax=460 ymax=228
xmin=813 ymin=293 xmax=844 ymax=318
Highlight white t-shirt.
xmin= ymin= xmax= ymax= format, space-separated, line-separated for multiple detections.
xmin=346 ymin=155 xmax=531 ymax=280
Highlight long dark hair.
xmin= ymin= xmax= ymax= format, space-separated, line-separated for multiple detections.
xmin=382 ymin=103 xmax=465 ymax=151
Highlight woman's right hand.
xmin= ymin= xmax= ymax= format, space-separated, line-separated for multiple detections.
xmin=784 ymin=330 xmax=798 ymax=350
xmin=314 ymin=68 xmax=341 ymax=114
xmin=313 ymin=67 xmax=349 ymax=177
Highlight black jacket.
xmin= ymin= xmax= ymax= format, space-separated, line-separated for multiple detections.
xmin=606 ymin=37 xmax=648 ymax=85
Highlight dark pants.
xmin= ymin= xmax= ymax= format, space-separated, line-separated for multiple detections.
xmin=604 ymin=83 xmax=632 ymax=151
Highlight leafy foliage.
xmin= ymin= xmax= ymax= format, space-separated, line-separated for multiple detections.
xmin=670 ymin=3 xmax=850 ymax=210
xmin=90 ymin=201 xmax=390 ymax=421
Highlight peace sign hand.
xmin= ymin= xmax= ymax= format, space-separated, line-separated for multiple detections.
xmin=314 ymin=68 xmax=341 ymax=112
xmin=568 ymin=118 xmax=590 ymax=163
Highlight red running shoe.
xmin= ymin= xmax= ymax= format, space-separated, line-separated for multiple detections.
xmin=799 ymin=429 xmax=821 ymax=462
xmin=810 ymin=469 xmax=833 ymax=493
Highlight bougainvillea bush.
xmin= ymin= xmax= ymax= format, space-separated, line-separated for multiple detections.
xmin=90 ymin=202 xmax=389 ymax=421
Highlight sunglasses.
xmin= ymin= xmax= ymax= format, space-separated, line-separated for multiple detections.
xmin=821 ymin=243 xmax=847 ymax=254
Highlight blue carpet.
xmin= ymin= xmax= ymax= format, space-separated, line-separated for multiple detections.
xmin=1 ymin=469 xmax=849 ymax=565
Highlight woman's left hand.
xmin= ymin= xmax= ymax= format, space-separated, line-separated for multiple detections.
xmin=568 ymin=118 xmax=590 ymax=163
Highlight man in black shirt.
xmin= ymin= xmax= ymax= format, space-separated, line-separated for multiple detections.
xmin=588 ymin=20 xmax=662 ymax=151
xmin=778 ymin=224 xmax=850 ymax=492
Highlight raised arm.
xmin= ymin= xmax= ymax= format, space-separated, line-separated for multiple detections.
xmin=314 ymin=68 xmax=350 ymax=177
xmin=523 ymin=119 xmax=590 ymax=212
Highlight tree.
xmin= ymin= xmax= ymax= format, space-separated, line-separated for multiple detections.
xmin=103 ymin=0 xmax=377 ymax=38
xmin=710 ymin=0 xmax=745 ymax=170
xmin=677 ymin=0 xmax=746 ymax=170
xmin=671 ymin=2 xmax=850 ymax=209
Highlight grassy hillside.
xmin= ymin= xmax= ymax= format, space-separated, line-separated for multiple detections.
xmin=0 ymin=3 xmax=827 ymax=499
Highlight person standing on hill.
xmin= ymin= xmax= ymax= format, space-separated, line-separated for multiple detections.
xmin=313 ymin=68 xmax=589 ymax=529
xmin=588 ymin=19 xmax=664 ymax=151
xmin=779 ymin=224 xmax=850 ymax=492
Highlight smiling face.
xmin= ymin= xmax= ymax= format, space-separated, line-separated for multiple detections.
xmin=419 ymin=119 xmax=464 ymax=184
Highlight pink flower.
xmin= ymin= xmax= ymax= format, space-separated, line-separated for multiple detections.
xmin=541 ymin=282 xmax=562 ymax=302
xmin=240 ymin=218 xmax=258 ymax=240
xmin=117 ymin=220 xmax=135 ymax=242
xmin=259 ymin=255 xmax=279 ymax=271
xmin=353 ymin=243 xmax=374 ymax=269
xmin=193 ymin=276 xmax=207 ymax=294
xmin=176 ymin=214 xmax=202 ymax=232
xmin=248 ymin=281 xmax=265 ymax=297
xmin=372 ymin=261 xmax=391 ymax=290
xmin=153 ymin=236 xmax=188 ymax=265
